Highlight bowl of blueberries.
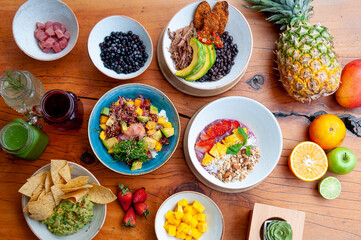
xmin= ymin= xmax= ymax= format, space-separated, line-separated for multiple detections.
xmin=88 ymin=15 xmax=153 ymax=80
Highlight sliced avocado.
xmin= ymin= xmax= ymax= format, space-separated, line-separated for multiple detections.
xmin=161 ymin=128 xmax=174 ymax=138
xmin=101 ymin=107 xmax=110 ymax=116
xmin=185 ymin=43 xmax=211 ymax=81
xmin=207 ymin=44 xmax=216 ymax=66
xmin=131 ymin=161 xmax=143 ymax=171
xmin=175 ymin=38 xmax=206 ymax=78
xmin=150 ymin=105 xmax=158 ymax=115
xmin=143 ymin=137 xmax=157 ymax=149
xmin=102 ymin=137 xmax=119 ymax=150
xmin=150 ymin=130 xmax=162 ymax=141
xmin=121 ymin=121 xmax=128 ymax=132
xmin=137 ymin=116 xmax=150 ymax=123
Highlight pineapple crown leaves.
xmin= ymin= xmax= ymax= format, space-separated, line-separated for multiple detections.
xmin=244 ymin=0 xmax=314 ymax=30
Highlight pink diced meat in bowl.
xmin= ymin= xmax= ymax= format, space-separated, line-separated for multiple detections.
xmin=34 ymin=21 xmax=70 ymax=53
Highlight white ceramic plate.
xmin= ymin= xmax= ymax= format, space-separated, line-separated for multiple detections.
xmin=162 ymin=0 xmax=253 ymax=90
xmin=13 ymin=0 xmax=79 ymax=61
xmin=21 ymin=162 xmax=106 ymax=240
xmin=88 ymin=15 xmax=153 ymax=80
xmin=186 ymin=96 xmax=283 ymax=191
xmin=155 ymin=191 xmax=224 ymax=240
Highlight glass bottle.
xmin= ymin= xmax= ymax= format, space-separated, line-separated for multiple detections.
xmin=0 ymin=118 xmax=49 ymax=160
xmin=40 ymin=89 xmax=83 ymax=130
xmin=0 ymin=70 xmax=45 ymax=115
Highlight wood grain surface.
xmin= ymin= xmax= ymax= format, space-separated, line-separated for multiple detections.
xmin=1 ymin=0 xmax=361 ymax=239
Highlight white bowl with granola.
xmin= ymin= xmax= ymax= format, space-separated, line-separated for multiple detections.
xmin=184 ymin=96 xmax=282 ymax=192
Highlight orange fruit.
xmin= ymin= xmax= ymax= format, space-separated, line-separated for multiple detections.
xmin=309 ymin=114 xmax=346 ymax=150
xmin=289 ymin=141 xmax=328 ymax=181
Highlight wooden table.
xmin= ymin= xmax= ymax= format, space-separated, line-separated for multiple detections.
xmin=1 ymin=0 xmax=360 ymax=239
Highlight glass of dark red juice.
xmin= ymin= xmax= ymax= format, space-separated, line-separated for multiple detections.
xmin=40 ymin=89 xmax=83 ymax=130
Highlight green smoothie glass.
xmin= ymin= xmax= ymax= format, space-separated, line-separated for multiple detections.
xmin=0 ymin=118 xmax=49 ymax=160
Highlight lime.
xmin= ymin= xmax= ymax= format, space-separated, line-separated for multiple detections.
xmin=318 ymin=176 xmax=341 ymax=199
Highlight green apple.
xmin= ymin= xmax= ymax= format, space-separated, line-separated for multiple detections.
xmin=327 ymin=147 xmax=357 ymax=174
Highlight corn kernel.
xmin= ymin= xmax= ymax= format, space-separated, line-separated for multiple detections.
xmin=146 ymin=121 xmax=157 ymax=130
xmin=99 ymin=115 xmax=108 ymax=124
xmin=197 ymin=222 xmax=207 ymax=233
xmin=163 ymin=121 xmax=172 ymax=128
xmin=157 ymin=117 xmax=166 ymax=125
xmin=197 ymin=213 xmax=206 ymax=222
xmin=168 ymin=225 xmax=176 ymax=236
xmin=99 ymin=131 xmax=106 ymax=140
xmin=134 ymin=99 xmax=142 ymax=107
xmin=99 ymin=123 xmax=107 ymax=130
xmin=192 ymin=201 xmax=205 ymax=213
xmin=178 ymin=199 xmax=188 ymax=207
xmin=155 ymin=141 xmax=162 ymax=152
xmin=135 ymin=108 xmax=143 ymax=116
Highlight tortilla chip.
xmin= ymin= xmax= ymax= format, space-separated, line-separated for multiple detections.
xmin=60 ymin=188 xmax=89 ymax=203
xmin=29 ymin=183 xmax=45 ymax=202
xmin=88 ymin=183 xmax=117 ymax=204
xmin=23 ymin=204 xmax=29 ymax=213
xmin=69 ymin=165 xmax=74 ymax=174
xmin=44 ymin=171 xmax=53 ymax=192
xmin=27 ymin=198 xmax=54 ymax=221
xmin=50 ymin=160 xmax=68 ymax=185
xmin=60 ymin=176 xmax=89 ymax=190
xmin=39 ymin=191 xmax=56 ymax=209
xmin=50 ymin=185 xmax=65 ymax=206
xmin=18 ymin=171 xmax=47 ymax=197
xmin=59 ymin=164 xmax=71 ymax=183
xmin=61 ymin=184 xmax=93 ymax=193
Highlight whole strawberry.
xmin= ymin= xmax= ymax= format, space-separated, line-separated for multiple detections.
xmin=118 ymin=184 xmax=133 ymax=211
xmin=134 ymin=202 xmax=150 ymax=220
xmin=133 ymin=187 xmax=147 ymax=204
xmin=122 ymin=206 xmax=136 ymax=228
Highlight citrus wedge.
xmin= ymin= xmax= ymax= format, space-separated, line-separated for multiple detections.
xmin=289 ymin=141 xmax=328 ymax=181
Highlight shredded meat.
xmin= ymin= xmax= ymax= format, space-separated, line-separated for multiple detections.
xmin=168 ymin=21 xmax=197 ymax=70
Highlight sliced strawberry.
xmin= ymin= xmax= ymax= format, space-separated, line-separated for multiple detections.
xmin=195 ymin=139 xmax=216 ymax=153
xmin=221 ymin=120 xmax=231 ymax=130
xmin=230 ymin=121 xmax=240 ymax=130
xmin=200 ymin=134 xmax=212 ymax=140
xmin=206 ymin=126 xmax=221 ymax=138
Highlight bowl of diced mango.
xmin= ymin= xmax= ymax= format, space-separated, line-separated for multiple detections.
xmin=155 ymin=191 xmax=224 ymax=240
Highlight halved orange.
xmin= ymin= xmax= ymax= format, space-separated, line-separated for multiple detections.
xmin=289 ymin=141 xmax=328 ymax=181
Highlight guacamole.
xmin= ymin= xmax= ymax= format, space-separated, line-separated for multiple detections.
xmin=42 ymin=196 xmax=94 ymax=235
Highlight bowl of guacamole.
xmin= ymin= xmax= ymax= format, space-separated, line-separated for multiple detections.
xmin=21 ymin=162 xmax=107 ymax=240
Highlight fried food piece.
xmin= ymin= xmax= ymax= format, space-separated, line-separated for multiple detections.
xmin=194 ymin=1 xmax=211 ymax=29
xmin=202 ymin=11 xmax=220 ymax=33
xmin=213 ymin=1 xmax=229 ymax=35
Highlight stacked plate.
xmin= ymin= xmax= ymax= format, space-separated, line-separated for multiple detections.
xmin=157 ymin=1 xmax=253 ymax=97
xmin=183 ymin=97 xmax=283 ymax=193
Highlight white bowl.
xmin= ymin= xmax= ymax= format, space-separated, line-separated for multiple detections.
xmin=88 ymin=15 xmax=153 ymax=80
xmin=13 ymin=0 xmax=79 ymax=61
xmin=162 ymin=0 xmax=252 ymax=90
xmin=155 ymin=191 xmax=224 ymax=240
xmin=185 ymin=96 xmax=283 ymax=192
xmin=21 ymin=162 xmax=106 ymax=240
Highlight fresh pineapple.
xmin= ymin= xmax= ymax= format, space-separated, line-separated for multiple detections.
xmin=245 ymin=0 xmax=341 ymax=102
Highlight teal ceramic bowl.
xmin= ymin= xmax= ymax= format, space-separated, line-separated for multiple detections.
xmin=88 ymin=83 xmax=180 ymax=175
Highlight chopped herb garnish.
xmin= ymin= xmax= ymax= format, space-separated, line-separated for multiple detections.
xmin=237 ymin=127 xmax=248 ymax=145
xmin=245 ymin=145 xmax=255 ymax=157
xmin=113 ymin=139 xmax=150 ymax=164
xmin=227 ymin=143 xmax=243 ymax=155
xmin=3 ymin=71 xmax=25 ymax=92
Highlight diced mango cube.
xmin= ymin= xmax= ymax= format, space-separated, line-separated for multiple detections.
xmin=185 ymin=235 xmax=192 ymax=240
xmin=209 ymin=144 xmax=219 ymax=158
xmin=197 ymin=222 xmax=207 ymax=233
xmin=99 ymin=123 xmax=107 ymax=130
xmin=192 ymin=201 xmax=205 ymax=213
xmin=183 ymin=206 xmax=194 ymax=215
xmin=175 ymin=205 xmax=184 ymax=213
xmin=107 ymin=148 xmax=114 ymax=154
xmin=177 ymin=222 xmax=188 ymax=233
xmin=165 ymin=210 xmax=174 ymax=220
xmin=190 ymin=217 xmax=198 ymax=228
xmin=197 ymin=213 xmax=206 ymax=222
xmin=99 ymin=131 xmax=106 ymax=140
xmin=157 ymin=117 xmax=166 ymax=125
xmin=174 ymin=211 xmax=184 ymax=220
xmin=100 ymin=115 xmax=108 ymax=124
xmin=190 ymin=228 xmax=202 ymax=239
xmin=223 ymin=134 xmax=241 ymax=146
xmin=168 ymin=225 xmax=176 ymax=236
xmin=155 ymin=141 xmax=162 ymax=152
xmin=146 ymin=121 xmax=157 ymax=130
xmin=233 ymin=127 xmax=247 ymax=142
xmin=163 ymin=121 xmax=172 ymax=128
xmin=216 ymin=142 xmax=228 ymax=157
xmin=174 ymin=218 xmax=181 ymax=226
xmin=176 ymin=231 xmax=187 ymax=239
xmin=135 ymin=107 xmax=143 ymax=116
xmin=182 ymin=213 xmax=192 ymax=223
xmin=164 ymin=221 xmax=170 ymax=231
xmin=134 ymin=99 xmax=142 ymax=107
xmin=182 ymin=224 xmax=191 ymax=234
xmin=178 ymin=199 xmax=188 ymax=207
xmin=201 ymin=153 xmax=214 ymax=166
